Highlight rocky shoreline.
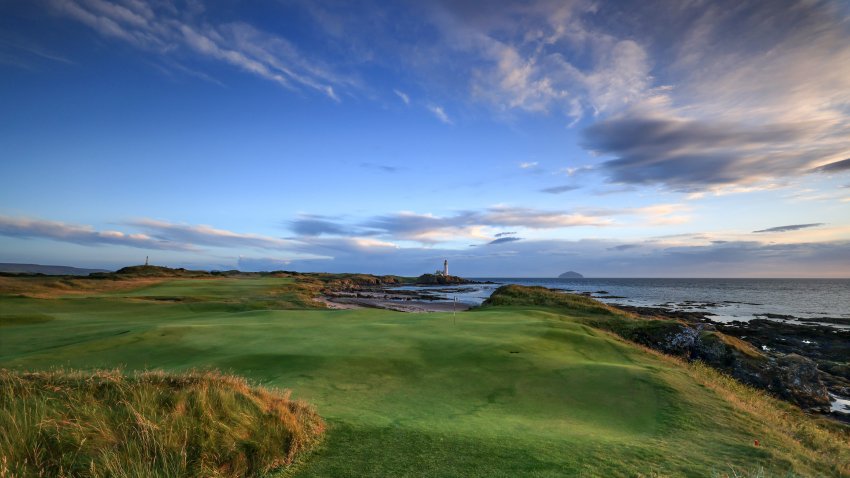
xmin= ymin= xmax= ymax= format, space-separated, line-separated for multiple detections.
xmin=321 ymin=288 xmax=472 ymax=313
xmin=319 ymin=278 xmax=478 ymax=313
xmin=614 ymin=303 xmax=850 ymax=420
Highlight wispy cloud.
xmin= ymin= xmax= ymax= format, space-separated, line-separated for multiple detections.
xmin=0 ymin=215 xmax=307 ymax=253
xmin=429 ymin=1 xmax=653 ymax=123
xmin=393 ymin=89 xmax=410 ymax=105
xmin=519 ymin=161 xmax=538 ymax=169
xmin=290 ymin=215 xmax=350 ymax=237
xmin=128 ymin=218 xmax=297 ymax=250
xmin=284 ymin=202 xmax=692 ymax=246
xmin=427 ymin=104 xmax=452 ymax=124
xmin=0 ymin=37 xmax=75 ymax=66
xmin=812 ymin=158 xmax=850 ymax=173
xmin=753 ymin=223 xmax=825 ymax=234
xmin=0 ymin=216 xmax=193 ymax=251
xmin=360 ymin=162 xmax=402 ymax=173
xmin=582 ymin=114 xmax=826 ymax=191
xmin=46 ymin=0 xmax=348 ymax=100
xmin=540 ymin=184 xmax=579 ymax=194
xmin=488 ymin=236 xmax=521 ymax=245
xmin=579 ymin=0 xmax=850 ymax=191
xmin=608 ymin=244 xmax=640 ymax=251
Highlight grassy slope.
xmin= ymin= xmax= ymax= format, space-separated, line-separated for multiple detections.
xmin=0 ymin=369 xmax=323 ymax=478
xmin=1 ymin=278 xmax=848 ymax=477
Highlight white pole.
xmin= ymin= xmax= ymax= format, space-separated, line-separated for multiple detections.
xmin=453 ymin=295 xmax=456 ymax=325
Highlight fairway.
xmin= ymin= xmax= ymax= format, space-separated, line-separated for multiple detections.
xmin=0 ymin=278 xmax=841 ymax=477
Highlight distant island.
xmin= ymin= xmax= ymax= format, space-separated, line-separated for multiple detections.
xmin=558 ymin=271 xmax=584 ymax=278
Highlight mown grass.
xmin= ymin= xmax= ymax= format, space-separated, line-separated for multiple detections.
xmin=1 ymin=277 xmax=848 ymax=476
xmin=0 ymin=369 xmax=324 ymax=478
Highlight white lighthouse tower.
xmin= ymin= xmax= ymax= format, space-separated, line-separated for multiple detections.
xmin=443 ymin=259 xmax=448 ymax=276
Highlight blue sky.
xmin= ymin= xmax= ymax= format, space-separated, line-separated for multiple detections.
xmin=1 ymin=0 xmax=849 ymax=277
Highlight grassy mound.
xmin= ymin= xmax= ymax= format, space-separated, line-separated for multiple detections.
xmin=0 ymin=369 xmax=324 ymax=478
xmin=481 ymin=284 xmax=616 ymax=315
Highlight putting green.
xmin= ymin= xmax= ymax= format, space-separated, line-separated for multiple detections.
xmin=0 ymin=279 xmax=837 ymax=477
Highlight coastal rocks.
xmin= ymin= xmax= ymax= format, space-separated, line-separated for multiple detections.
xmin=694 ymin=333 xmax=830 ymax=410
xmin=415 ymin=274 xmax=472 ymax=285
xmin=614 ymin=304 xmax=848 ymax=414
xmin=324 ymin=275 xmax=406 ymax=290
xmin=622 ymin=321 xmax=832 ymax=410
xmin=770 ymin=354 xmax=831 ymax=410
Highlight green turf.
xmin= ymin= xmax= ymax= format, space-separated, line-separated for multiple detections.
xmin=0 ymin=278 xmax=840 ymax=477
xmin=104 ymin=277 xmax=294 ymax=299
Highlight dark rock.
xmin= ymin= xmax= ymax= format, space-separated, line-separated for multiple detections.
xmin=759 ymin=313 xmax=796 ymax=320
xmin=415 ymin=274 xmax=473 ymax=285
xmin=769 ymin=354 xmax=831 ymax=410
xmin=610 ymin=316 xmax=832 ymax=411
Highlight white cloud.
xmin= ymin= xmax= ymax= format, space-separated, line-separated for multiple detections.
xmin=128 ymin=218 xmax=297 ymax=250
xmin=393 ymin=89 xmax=410 ymax=105
xmin=427 ymin=104 xmax=453 ymax=124
xmin=0 ymin=216 xmax=193 ymax=251
xmin=429 ymin=1 xmax=653 ymax=123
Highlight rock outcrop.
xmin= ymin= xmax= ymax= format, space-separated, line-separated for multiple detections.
xmin=622 ymin=321 xmax=831 ymax=410
xmin=415 ymin=274 xmax=472 ymax=285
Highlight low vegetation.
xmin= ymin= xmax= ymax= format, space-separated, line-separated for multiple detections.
xmin=0 ymin=369 xmax=324 ymax=478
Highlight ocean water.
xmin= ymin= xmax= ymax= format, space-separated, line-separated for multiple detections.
xmin=403 ymin=278 xmax=850 ymax=325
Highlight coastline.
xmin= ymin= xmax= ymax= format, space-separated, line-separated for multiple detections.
xmin=320 ymin=290 xmax=472 ymax=313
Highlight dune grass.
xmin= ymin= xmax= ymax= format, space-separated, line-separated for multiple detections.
xmin=1 ymin=277 xmax=848 ymax=477
xmin=0 ymin=369 xmax=324 ymax=478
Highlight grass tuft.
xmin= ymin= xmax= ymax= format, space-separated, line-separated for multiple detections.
xmin=0 ymin=369 xmax=324 ymax=478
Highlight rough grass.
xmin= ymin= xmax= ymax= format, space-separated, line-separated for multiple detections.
xmin=621 ymin=341 xmax=850 ymax=477
xmin=0 ymin=369 xmax=324 ymax=478
xmin=0 ymin=276 xmax=172 ymax=299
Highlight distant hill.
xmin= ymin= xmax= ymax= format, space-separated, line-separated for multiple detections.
xmin=0 ymin=263 xmax=111 ymax=276
xmin=558 ymin=271 xmax=584 ymax=279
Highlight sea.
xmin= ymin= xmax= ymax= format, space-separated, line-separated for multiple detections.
xmin=404 ymin=278 xmax=850 ymax=326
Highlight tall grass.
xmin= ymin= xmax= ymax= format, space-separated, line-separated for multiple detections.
xmin=621 ymin=340 xmax=850 ymax=477
xmin=687 ymin=361 xmax=850 ymax=477
xmin=0 ymin=369 xmax=324 ymax=478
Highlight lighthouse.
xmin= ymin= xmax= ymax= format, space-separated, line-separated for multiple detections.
xmin=443 ymin=259 xmax=448 ymax=276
